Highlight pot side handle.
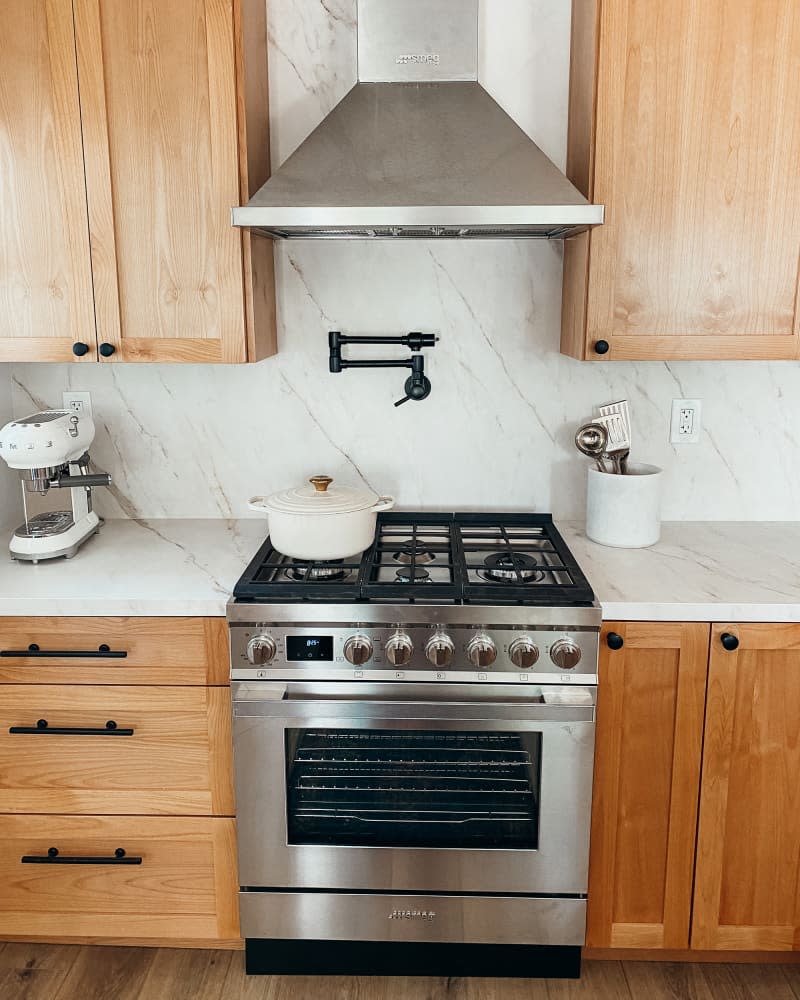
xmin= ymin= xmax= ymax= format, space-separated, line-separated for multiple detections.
xmin=371 ymin=496 xmax=395 ymax=513
xmin=248 ymin=497 xmax=270 ymax=512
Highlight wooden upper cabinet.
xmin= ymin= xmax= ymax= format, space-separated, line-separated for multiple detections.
xmin=562 ymin=0 xmax=800 ymax=361
xmin=693 ymin=623 xmax=800 ymax=951
xmin=0 ymin=0 xmax=97 ymax=362
xmin=0 ymin=0 xmax=276 ymax=364
xmin=587 ymin=622 xmax=709 ymax=949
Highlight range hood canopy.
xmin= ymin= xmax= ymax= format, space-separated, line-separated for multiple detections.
xmin=232 ymin=0 xmax=604 ymax=241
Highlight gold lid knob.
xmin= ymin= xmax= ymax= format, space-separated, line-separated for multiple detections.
xmin=309 ymin=476 xmax=333 ymax=493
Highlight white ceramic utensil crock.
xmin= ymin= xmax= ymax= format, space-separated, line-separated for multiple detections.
xmin=586 ymin=463 xmax=662 ymax=548
xmin=248 ymin=476 xmax=395 ymax=560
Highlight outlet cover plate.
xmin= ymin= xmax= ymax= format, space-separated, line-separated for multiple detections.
xmin=670 ymin=398 xmax=702 ymax=444
xmin=62 ymin=391 xmax=92 ymax=418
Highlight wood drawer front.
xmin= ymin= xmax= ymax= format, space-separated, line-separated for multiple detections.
xmin=0 ymin=686 xmax=234 ymax=816
xmin=0 ymin=618 xmax=228 ymax=685
xmin=0 ymin=815 xmax=238 ymax=941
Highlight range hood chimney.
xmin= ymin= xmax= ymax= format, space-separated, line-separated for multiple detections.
xmin=232 ymin=0 xmax=604 ymax=240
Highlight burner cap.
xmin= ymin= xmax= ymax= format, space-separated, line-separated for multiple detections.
xmin=395 ymin=565 xmax=431 ymax=584
xmin=392 ymin=541 xmax=436 ymax=565
xmin=286 ymin=559 xmax=348 ymax=583
xmin=479 ymin=552 xmax=546 ymax=584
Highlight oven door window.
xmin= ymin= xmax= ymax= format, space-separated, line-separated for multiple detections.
xmin=285 ymin=729 xmax=542 ymax=850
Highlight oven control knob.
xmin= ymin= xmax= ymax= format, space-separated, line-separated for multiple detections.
xmin=343 ymin=634 xmax=373 ymax=666
xmin=385 ymin=632 xmax=414 ymax=667
xmin=246 ymin=634 xmax=277 ymax=666
xmin=550 ymin=638 xmax=582 ymax=670
xmin=425 ymin=632 xmax=455 ymax=667
xmin=508 ymin=637 xmax=540 ymax=670
xmin=467 ymin=633 xmax=497 ymax=668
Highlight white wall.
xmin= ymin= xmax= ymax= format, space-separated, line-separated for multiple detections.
xmin=0 ymin=366 xmax=20 ymax=526
xmin=9 ymin=0 xmax=800 ymax=522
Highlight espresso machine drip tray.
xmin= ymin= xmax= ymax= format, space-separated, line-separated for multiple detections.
xmin=17 ymin=511 xmax=76 ymax=538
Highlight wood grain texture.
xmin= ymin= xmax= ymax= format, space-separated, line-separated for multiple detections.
xmin=0 ymin=0 xmax=97 ymax=360
xmin=235 ymin=0 xmax=277 ymax=362
xmin=0 ymin=816 xmax=239 ymax=941
xmin=562 ymin=0 xmax=800 ymax=361
xmin=0 ymin=946 xmax=798 ymax=999
xmin=693 ymin=624 xmax=800 ymax=951
xmin=587 ymin=622 xmax=709 ymax=949
xmin=0 ymin=617 xmax=229 ymax=686
xmin=73 ymin=0 xmax=246 ymax=364
xmin=0 ymin=685 xmax=234 ymax=816
xmin=561 ymin=0 xmax=601 ymax=360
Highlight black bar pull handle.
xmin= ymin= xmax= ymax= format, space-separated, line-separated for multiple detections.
xmin=21 ymin=847 xmax=142 ymax=865
xmin=9 ymin=719 xmax=134 ymax=736
xmin=0 ymin=643 xmax=128 ymax=659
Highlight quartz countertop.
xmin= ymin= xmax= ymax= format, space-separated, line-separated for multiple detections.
xmin=558 ymin=521 xmax=800 ymax=623
xmin=0 ymin=519 xmax=266 ymax=617
xmin=0 ymin=518 xmax=798 ymax=621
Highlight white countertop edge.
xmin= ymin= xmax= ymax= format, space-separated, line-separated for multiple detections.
xmin=599 ymin=602 xmax=800 ymax=624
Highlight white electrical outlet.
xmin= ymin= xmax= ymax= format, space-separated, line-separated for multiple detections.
xmin=62 ymin=391 xmax=92 ymax=418
xmin=670 ymin=398 xmax=702 ymax=444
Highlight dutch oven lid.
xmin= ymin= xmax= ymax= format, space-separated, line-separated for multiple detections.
xmin=264 ymin=476 xmax=380 ymax=516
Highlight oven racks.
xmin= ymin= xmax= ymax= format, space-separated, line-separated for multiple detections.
xmin=287 ymin=730 xmax=540 ymax=849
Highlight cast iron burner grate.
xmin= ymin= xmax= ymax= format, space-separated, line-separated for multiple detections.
xmin=232 ymin=512 xmax=594 ymax=606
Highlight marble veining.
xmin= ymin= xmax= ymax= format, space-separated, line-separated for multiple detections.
xmin=0 ymin=518 xmax=798 ymax=621
xmin=0 ymin=365 xmax=20 ymax=526
xmin=560 ymin=521 xmax=800 ymax=622
xmin=7 ymin=1 xmax=800 ymax=523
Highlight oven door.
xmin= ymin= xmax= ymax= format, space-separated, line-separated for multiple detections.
xmin=232 ymin=681 xmax=595 ymax=896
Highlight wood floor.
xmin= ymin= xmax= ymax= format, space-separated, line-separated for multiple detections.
xmin=2 ymin=943 xmax=800 ymax=1000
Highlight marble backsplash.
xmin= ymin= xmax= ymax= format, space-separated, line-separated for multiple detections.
xmin=0 ymin=366 xmax=20 ymax=524
xmin=8 ymin=1 xmax=800 ymax=523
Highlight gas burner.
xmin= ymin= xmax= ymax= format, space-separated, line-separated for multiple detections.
xmin=286 ymin=560 xmax=348 ymax=583
xmin=392 ymin=541 xmax=436 ymax=565
xmin=479 ymin=552 xmax=546 ymax=585
xmin=395 ymin=565 xmax=431 ymax=584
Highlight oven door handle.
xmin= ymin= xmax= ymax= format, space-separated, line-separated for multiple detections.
xmin=232 ymin=685 xmax=595 ymax=723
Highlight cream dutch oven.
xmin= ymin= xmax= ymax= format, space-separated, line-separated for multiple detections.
xmin=248 ymin=476 xmax=395 ymax=560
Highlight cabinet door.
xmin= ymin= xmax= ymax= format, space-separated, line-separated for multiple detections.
xmin=587 ymin=622 xmax=709 ymax=948
xmin=564 ymin=0 xmax=800 ymax=361
xmin=0 ymin=0 xmax=97 ymax=362
xmin=73 ymin=0 xmax=246 ymax=363
xmin=693 ymin=623 xmax=800 ymax=951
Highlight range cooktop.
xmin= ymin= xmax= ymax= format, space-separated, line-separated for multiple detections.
xmin=233 ymin=512 xmax=595 ymax=606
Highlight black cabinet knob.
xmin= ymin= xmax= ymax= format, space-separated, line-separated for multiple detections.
xmin=594 ymin=340 xmax=610 ymax=356
xmin=720 ymin=632 xmax=740 ymax=651
xmin=98 ymin=343 xmax=116 ymax=357
xmin=72 ymin=342 xmax=90 ymax=357
xmin=606 ymin=632 xmax=624 ymax=651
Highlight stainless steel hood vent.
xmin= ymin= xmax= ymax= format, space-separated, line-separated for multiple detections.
xmin=232 ymin=0 xmax=604 ymax=241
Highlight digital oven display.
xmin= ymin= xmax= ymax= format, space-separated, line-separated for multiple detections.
xmin=286 ymin=635 xmax=334 ymax=662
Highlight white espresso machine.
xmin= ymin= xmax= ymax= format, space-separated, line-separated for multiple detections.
xmin=0 ymin=410 xmax=112 ymax=562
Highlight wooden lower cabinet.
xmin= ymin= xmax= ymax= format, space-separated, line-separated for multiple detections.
xmin=0 ymin=615 xmax=238 ymax=948
xmin=0 ymin=815 xmax=238 ymax=940
xmin=587 ymin=622 xmax=709 ymax=948
xmin=0 ymin=685 xmax=234 ymax=815
xmin=692 ymin=623 xmax=800 ymax=951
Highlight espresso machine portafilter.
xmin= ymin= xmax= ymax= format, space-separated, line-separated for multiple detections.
xmin=0 ymin=410 xmax=112 ymax=562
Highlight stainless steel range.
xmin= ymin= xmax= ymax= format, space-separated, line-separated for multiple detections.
xmin=228 ymin=513 xmax=600 ymax=978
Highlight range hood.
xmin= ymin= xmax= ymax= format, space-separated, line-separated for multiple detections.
xmin=232 ymin=0 xmax=604 ymax=241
